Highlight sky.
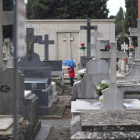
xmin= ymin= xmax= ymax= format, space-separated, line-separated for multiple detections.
xmin=24 ymin=0 xmax=126 ymax=17
xmin=107 ymin=0 xmax=126 ymax=17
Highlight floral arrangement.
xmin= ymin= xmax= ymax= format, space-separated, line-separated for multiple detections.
xmin=89 ymin=58 xmax=95 ymax=61
xmin=79 ymin=43 xmax=87 ymax=49
xmin=78 ymin=68 xmax=86 ymax=78
xmin=105 ymin=44 xmax=110 ymax=50
xmin=128 ymin=46 xmax=135 ymax=52
xmin=93 ymin=82 xmax=109 ymax=96
xmin=125 ymin=58 xmax=128 ymax=64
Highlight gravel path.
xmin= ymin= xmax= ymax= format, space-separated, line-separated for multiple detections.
xmin=40 ymin=119 xmax=70 ymax=127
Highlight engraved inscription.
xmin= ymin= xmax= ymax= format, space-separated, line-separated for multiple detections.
xmin=0 ymin=85 xmax=10 ymax=93
xmin=24 ymin=69 xmax=43 ymax=77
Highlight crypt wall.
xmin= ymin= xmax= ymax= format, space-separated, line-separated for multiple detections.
xmin=25 ymin=19 xmax=115 ymax=65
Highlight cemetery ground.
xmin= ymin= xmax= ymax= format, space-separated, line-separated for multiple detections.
xmin=35 ymin=82 xmax=73 ymax=140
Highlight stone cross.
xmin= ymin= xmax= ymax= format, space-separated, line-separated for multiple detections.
xmin=63 ymin=33 xmax=73 ymax=60
xmin=0 ymin=0 xmax=13 ymax=70
xmin=100 ymin=42 xmax=127 ymax=110
xmin=121 ymin=42 xmax=128 ymax=52
xmin=80 ymin=18 xmax=97 ymax=57
xmin=4 ymin=38 xmax=10 ymax=59
xmin=129 ymin=19 xmax=140 ymax=61
xmin=26 ymin=28 xmax=54 ymax=60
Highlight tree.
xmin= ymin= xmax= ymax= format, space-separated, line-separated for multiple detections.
xmin=26 ymin=0 xmax=109 ymax=19
xmin=3 ymin=0 xmax=14 ymax=11
xmin=124 ymin=0 xmax=138 ymax=47
xmin=114 ymin=7 xmax=125 ymax=50
xmin=67 ymin=0 xmax=109 ymax=19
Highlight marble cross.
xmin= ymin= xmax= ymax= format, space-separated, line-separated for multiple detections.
xmin=63 ymin=33 xmax=73 ymax=60
xmin=121 ymin=42 xmax=128 ymax=52
xmin=129 ymin=19 xmax=140 ymax=61
xmin=80 ymin=18 xmax=97 ymax=57
xmin=26 ymin=28 xmax=54 ymax=60
xmin=0 ymin=0 xmax=13 ymax=70
xmin=100 ymin=42 xmax=127 ymax=110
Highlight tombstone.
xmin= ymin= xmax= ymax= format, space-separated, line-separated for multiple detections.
xmin=0 ymin=68 xmax=41 ymax=137
xmin=125 ymin=19 xmax=140 ymax=81
xmin=0 ymin=0 xmax=13 ymax=70
xmin=121 ymin=42 xmax=128 ymax=52
xmin=73 ymin=40 xmax=110 ymax=99
xmin=3 ymin=54 xmax=13 ymax=70
xmin=18 ymin=28 xmax=53 ymax=115
xmin=101 ymin=42 xmax=127 ymax=110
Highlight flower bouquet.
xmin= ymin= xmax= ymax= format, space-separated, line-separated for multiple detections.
xmin=93 ymin=82 xmax=109 ymax=96
xmin=78 ymin=69 xmax=86 ymax=79
xmin=79 ymin=43 xmax=87 ymax=49
xmin=128 ymin=46 xmax=135 ymax=52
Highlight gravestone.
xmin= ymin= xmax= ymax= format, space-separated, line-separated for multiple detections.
xmin=3 ymin=54 xmax=13 ymax=70
xmin=101 ymin=42 xmax=127 ymax=110
xmin=73 ymin=40 xmax=110 ymax=99
xmin=125 ymin=19 xmax=140 ymax=81
xmin=18 ymin=28 xmax=53 ymax=115
xmin=0 ymin=68 xmax=41 ymax=136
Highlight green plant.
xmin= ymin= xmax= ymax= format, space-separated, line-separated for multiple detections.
xmin=93 ymin=82 xmax=109 ymax=96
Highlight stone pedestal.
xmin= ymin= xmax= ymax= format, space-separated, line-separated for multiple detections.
xmin=71 ymin=110 xmax=140 ymax=140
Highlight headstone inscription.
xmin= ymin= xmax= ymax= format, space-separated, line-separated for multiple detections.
xmin=18 ymin=28 xmax=53 ymax=115
xmin=101 ymin=42 xmax=127 ymax=110
xmin=80 ymin=18 xmax=97 ymax=57
xmin=0 ymin=0 xmax=13 ymax=70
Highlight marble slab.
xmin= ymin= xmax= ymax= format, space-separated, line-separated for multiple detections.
xmin=76 ymin=99 xmax=140 ymax=111
xmin=81 ymin=110 xmax=140 ymax=132
xmin=0 ymin=117 xmax=13 ymax=131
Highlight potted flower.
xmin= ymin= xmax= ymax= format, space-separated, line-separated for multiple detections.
xmin=79 ymin=43 xmax=87 ymax=56
xmin=78 ymin=68 xmax=86 ymax=79
xmin=105 ymin=44 xmax=110 ymax=51
xmin=93 ymin=82 xmax=109 ymax=97
xmin=128 ymin=46 xmax=135 ymax=52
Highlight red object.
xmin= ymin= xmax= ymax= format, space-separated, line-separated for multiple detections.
xmin=81 ymin=43 xmax=85 ymax=46
xmin=67 ymin=67 xmax=75 ymax=77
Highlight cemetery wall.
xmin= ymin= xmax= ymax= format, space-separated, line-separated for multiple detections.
xmin=25 ymin=19 xmax=115 ymax=64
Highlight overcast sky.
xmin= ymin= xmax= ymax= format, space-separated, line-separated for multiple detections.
xmin=24 ymin=0 xmax=126 ymax=17
xmin=107 ymin=0 xmax=126 ymax=17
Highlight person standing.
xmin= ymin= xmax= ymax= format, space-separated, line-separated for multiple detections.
xmin=67 ymin=67 xmax=75 ymax=86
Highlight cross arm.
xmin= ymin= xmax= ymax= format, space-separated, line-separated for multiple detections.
xmin=101 ymin=51 xmax=127 ymax=59
xmin=129 ymin=27 xmax=138 ymax=36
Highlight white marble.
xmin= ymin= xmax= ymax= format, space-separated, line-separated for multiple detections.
xmin=75 ymin=99 xmax=140 ymax=112
xmin=0 ymin=117 xmax=13 ymax=130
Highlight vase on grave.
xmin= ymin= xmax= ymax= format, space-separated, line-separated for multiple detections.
xmin=81 ymin=49 xmax=85 ymax=56
xmin=99 ymin=95 xmax=103 ymax=104
xmin=129 ymin=51 xmax=133 ymax=59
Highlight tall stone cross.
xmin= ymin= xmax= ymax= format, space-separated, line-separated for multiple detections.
xmin=121 ymin=42 xmax=128 ymax=52
xmin=26 ymin=28 xmax=54 ymax=60
xmin=129 ymin=19 xmax=140 ymax=61
xmin=80 ymin=18 xmax=97 ymax=57
xmin=91 ymin=29 xmax=109 ymax=57
xmin=63 ymin=33 xmax=73 ymax=60
xmin=0 ymin=0 xmax=13 ymax=70
xmin=100 ymin=42 xmax=127 ymax=110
